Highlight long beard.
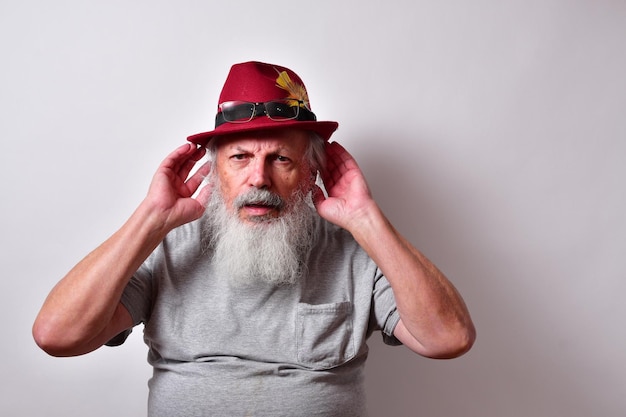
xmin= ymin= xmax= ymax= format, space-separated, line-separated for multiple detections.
xmin=202 ymin=187 xmax=318 ymax=286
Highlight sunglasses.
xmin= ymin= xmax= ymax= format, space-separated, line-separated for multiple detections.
xmin=215 ymin=99 xmax=317 ymax=127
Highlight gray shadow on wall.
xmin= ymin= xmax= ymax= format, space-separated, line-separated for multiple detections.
xmin=348 ymin=130 xmax=603 ymax=417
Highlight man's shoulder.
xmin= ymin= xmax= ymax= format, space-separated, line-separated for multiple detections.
xmin=315 ymin=216 xmax=356 ymax=244
xmin=313 ymin=216 xmax=368 ymax=261
xmin=161 ymin=218 xmax=206 ymax=252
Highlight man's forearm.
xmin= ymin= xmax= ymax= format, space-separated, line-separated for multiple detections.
xmin=349 ymin=206 xmax=475 ymax=358
xmin=32 ymin=201 xmax=169 ymax=356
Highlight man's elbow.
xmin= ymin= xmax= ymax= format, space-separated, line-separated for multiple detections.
xmin=396 ymin=318 xmax=476 ymax=359
xmin=426 ymin=324 xmax=476 ymax=359
xmin=32 ymin=318 xmax=85 ymax=357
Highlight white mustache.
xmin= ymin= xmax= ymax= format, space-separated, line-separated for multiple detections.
xmin=233 ymin=188 xmax=285 ymax=210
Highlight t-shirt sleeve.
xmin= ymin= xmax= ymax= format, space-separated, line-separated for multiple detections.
xmin=105 ymin=257 xmax=155 ymax=347
xmin=120 ymin=257 xmax=155 ymax=326
xmin=371 ymin=268 xmax=402 ymax=346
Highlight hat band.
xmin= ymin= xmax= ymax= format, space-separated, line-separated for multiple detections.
xmin=215 ymin=101 xmax=317 ymax=128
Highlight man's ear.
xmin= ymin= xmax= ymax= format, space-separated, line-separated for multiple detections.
xmin=305 ymin=169 xmax=319 ymax=193
xmin=311 ymin=169 xmax=322 ymax=187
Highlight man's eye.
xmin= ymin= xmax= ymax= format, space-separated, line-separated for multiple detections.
xmin=275 ymin=155 xmax=290 ymax=162
xmin=231 ymin=154 xmax=247 ymax=160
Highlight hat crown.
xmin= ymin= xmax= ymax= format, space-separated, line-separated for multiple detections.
xmin=187 ymin=61 xmax=338 ymax=146
xmin=218 ymin=61 xmax=311 ymax=108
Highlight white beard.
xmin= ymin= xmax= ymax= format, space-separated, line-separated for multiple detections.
xmin=203 ymin=186 xmax=318 ymax=286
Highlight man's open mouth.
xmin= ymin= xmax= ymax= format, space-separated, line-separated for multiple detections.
xmin=245 ymin=202 xmax=276 ymax=209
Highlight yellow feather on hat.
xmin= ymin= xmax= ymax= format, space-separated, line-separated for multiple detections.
xmin=275 ymin=69 xmax=309 ymax=108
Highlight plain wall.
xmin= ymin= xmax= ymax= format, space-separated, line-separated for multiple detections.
xmin=1 ymin=1 xmax=625 ymax=416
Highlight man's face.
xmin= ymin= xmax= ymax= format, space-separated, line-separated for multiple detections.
xmin=213 ymin=129 xmax=314 ymax=223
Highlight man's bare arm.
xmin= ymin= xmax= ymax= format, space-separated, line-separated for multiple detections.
xmin=313 ymin=141 xmax=475 ymax=359
xmin=33 ymin=144 xmax=210 ymax=356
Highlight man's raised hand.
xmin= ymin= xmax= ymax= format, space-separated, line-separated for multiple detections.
xmin=313 ymin=141 xmax=378 ymax=232
xmin=144 ymin=143 xmax=211 ymax=230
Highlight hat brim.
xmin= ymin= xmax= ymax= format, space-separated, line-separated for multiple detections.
xmin=187 ymin=117 xmax=338 ymax=147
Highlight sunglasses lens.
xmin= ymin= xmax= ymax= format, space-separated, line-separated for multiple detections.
xmin=266 ymin=100 xmax=300 ymax=121
xmin=220 ymin=101 xmax=255 ymax=123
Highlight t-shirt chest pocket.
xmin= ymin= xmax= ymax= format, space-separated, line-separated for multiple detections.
xmin=295 ymin=301 xmax=356 ymax=370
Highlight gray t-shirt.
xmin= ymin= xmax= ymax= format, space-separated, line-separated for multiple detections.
xmin=118 ymin=214 xmax=401 ymax=417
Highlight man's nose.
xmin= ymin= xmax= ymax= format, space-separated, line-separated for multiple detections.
xmin=248 ymin=159 xmax=271 ymax=188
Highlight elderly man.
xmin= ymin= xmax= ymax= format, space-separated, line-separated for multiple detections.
xmin=33 ymin=61 xmax=475 ymax=416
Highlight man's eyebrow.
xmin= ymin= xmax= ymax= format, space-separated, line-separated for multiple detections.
xmin=230 ymin=144 xmax=289 ymax=155
xmin=230 ymin=145 xmax=252 ymax=154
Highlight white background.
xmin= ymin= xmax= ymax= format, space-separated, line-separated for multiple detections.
xmin=2 ymin=1 xmax=625 ymax=416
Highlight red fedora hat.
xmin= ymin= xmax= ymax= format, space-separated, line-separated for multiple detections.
xmin=187 ymin=61 xmax=338 ymax=146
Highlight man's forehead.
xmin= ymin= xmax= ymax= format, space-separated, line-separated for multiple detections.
xmin=215 ymin=130 xmax=309 ymax=152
